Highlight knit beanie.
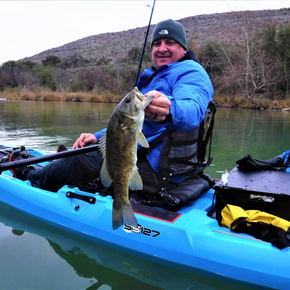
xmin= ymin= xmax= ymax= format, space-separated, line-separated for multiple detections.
xmin=151 ymin=19 xmax=188 ymax=50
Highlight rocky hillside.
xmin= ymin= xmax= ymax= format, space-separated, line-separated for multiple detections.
xmin=23 ymin=8 xmax=290 ymax=66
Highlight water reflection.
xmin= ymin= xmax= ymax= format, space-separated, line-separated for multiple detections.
xmin=207 ymin=108 xmax=290 ymax=178
xmin=0 ymin=128 xmax=70 ymax=152
xmin=0 ymin=202 xmax=254 ymax=290
xmin=0 ymin=100 xmax=115 ymax=152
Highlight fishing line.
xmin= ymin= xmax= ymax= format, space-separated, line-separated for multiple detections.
xmin=135 ymin=0 xmax=156 ymax=87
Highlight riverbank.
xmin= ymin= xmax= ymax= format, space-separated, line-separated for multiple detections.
xmin=1 ymin=89 xmax=290 ymax=111
xmin=214 ymin=95 xmax=290 ymax=111
xmin=1 ymin=89 xmax=122 ymax=103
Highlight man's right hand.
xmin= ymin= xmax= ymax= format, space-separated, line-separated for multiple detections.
xmin=72 ymin=133 xmax=98 ymax=149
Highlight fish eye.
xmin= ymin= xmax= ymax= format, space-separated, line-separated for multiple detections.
xmin=125 ymin=97 xmax=131 ymax=103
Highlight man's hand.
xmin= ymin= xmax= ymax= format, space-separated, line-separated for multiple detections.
xmin=144 ymin=90 xmax=171 ymax=122
xmin=72 ymin=133 xmax=97 ymax=149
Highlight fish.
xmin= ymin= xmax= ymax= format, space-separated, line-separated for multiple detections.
xmin=98 ymin=87 xmax=154 ymax=230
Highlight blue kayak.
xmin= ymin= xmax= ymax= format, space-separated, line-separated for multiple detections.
xmin=0 ymin=146 xmax=289 ymax=289
xmin=0 ymin=198 xmax=249 ymax=289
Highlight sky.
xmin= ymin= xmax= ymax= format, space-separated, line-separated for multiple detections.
xmin=1 ymin=1 xmax=289 ymax=65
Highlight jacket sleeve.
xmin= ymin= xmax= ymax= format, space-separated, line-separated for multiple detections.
xmin=167 ymin=61 xmax=214 ymax=131
xmin=93 ymin=128 xmax=107 ymax=142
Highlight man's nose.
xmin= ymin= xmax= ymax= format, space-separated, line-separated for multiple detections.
xmin=158 ymin=40 xmax=168 ymax=52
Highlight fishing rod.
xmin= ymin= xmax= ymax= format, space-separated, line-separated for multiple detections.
xmin=135 ymin=0 xmax=156 ymax=87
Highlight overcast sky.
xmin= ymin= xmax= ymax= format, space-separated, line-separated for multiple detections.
xmin=1 ymin=1 xmax=289 ymax=65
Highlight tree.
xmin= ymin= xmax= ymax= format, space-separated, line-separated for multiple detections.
xmin=20 ymin=60 xmax=38 ymax=70
xmin=42 ymin=55 xmax=61 ymax=67
xmin=60 ymin=54 xmax=89 ymax=69
xmin=76 ymin=68 xmax=104 ymax=91
xmin=260 ymin=23 xmax=290 ymax=97
xmin=198 ymin=40 xmax=229 ymax=80
xmin=19 ymin=71 xmax=39 ymax=91
xmin=276 ymin=24 xmax=290 ymax=95
xmin=0 ymin=60 xmax=40 ymax=91
xmin=0 ymin=71 xmax=9 ymax=91
xmin=0 ymin=61 xmax=22 ymax=88
xmin=127 ymin=46 xmax=142 ymax=64
xmin=70 ymin=78 xmax=82 ymax=92
xmin=213 ymin=15 xmax=286 ymax=100
xmin=33 ymin=66 xmax=57 ymax=91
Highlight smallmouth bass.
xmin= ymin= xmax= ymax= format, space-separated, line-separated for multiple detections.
xmin=99 ymin=87 xmax=154 ymax=230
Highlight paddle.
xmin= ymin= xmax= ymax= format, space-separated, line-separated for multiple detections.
xmin=0 ymin=144 xmax=99 ymax=174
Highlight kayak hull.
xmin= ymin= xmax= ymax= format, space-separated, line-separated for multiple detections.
xmin=0 ymin=149 xmax=290 ymax=288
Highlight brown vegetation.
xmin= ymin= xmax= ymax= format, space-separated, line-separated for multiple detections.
xmin=2 ymin=89 xmax=123 ymax=103
xmin=214 ymin=94 xmax=290 ymax=110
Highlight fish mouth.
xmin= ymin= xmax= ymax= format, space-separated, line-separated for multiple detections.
xmin=134 ymin=88 xmax=145 ymax=101
xmin=142 ymin=94 xmax=154 ymax=109
xmin=134 ymin=87 xmax=153 ymax=110
xmin=123 ymin=112 xmax=136 ymax=120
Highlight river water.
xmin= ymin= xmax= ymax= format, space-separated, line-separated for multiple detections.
xmin=0 ymin=100 xmax=289 ymax=289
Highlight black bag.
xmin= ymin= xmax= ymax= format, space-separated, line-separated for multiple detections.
xmin=236 ymin=155 xmax=285 ymax=171
xmin=214 ymin=166 xmax=290 ymax=225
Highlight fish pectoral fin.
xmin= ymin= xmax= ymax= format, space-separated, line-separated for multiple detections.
xmin=129 ymin=167 xmax=143 ymax=190
xmin=100 ymin=157 xmax=113 ymax=187
xmin=138 ymin=132 xmax=149 ymax=148
xmin=98 ymin=133 xmax=107 ymax=160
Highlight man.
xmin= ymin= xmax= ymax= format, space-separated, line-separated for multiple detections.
xmin=12 ymin=19 xmax=214 ymax=210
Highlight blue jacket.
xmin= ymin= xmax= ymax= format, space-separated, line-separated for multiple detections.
xmin=137 ymin=51 xmax=214 ymax=174
xmin=95 ymin=51 xmax=214 ymax=175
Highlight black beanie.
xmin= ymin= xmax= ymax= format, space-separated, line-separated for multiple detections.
xmin=151 ymin=19 xmax=188 ymax=50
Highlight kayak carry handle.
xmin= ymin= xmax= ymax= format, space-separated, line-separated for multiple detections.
xmin=66 ymin=191 xmax=96 ymax=204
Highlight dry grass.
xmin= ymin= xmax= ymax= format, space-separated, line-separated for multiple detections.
xmin=2 ymin=89 xmax=290 ymax=111
xmin=213 ymin=94 xmax=290 ymax=110
xmin=2 ymin=89 xmax=123 ymax=103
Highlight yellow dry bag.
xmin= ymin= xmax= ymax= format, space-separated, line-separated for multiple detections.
xmin=221 ymin=204 xmax=290 ymax=249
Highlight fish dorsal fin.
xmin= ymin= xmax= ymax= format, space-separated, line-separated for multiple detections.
xmin=100 ymin=156 xmax=113 ymax=187
xmin=129 ymin=166 xmax=143 ymax=190
xmin=138 ymin=132 xmax=149 ymax=148
xmin=98 ymin=132 xmax=113 ymax=187
xmin=98 ymin=132 xmax=106 ymax=159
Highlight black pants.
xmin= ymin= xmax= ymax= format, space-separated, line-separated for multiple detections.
xmin=27 ymin=150 xmax=159 ymax=193
xmin=27 ymin=150 xmax=103 ymax=192
xmin=27 ymin=150 xmax=210 ymax=204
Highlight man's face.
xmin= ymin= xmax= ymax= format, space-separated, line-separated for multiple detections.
xmin=151 ymin=38 xmax=186 ymax=69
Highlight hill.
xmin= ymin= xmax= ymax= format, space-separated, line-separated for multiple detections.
xmin=23 ymin=8 xmax=290 ymax=67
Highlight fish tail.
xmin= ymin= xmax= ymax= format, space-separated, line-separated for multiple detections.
xmin=112 ymin=202 xmax=138 ymax=230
